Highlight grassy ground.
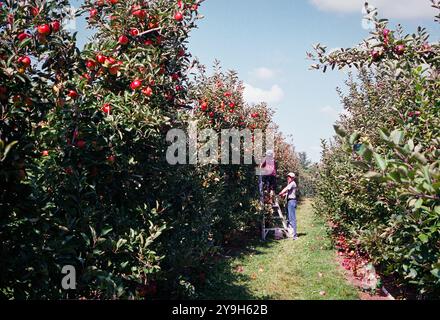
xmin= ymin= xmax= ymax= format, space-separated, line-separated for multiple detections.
xmin=198 ymin=199 xmax=359 ymax=300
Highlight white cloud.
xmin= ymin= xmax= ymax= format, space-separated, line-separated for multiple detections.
xmin=320 ymin=105 xmax=350 ymax=120
xmin=320 ymin=105 xmax=340 ymax=118
xmin=310 ymin=0 xmax=436 ymax=19
xmin=250 ymin=67 xmax=277 ymax=80
xmin=243 ymin=83 xmax=284 ymax=104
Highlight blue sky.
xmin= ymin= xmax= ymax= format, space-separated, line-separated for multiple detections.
xmin=72 ymin=0 xmax=439 ymax=161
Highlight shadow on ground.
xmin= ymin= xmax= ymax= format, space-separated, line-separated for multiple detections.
xmin=197 ymin=235 xmax=287 ymax=300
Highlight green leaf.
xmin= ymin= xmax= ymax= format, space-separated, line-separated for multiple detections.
xmin=90 ymin=226 xmax=97 ymax=243
xmin=333 ymin=125 xmax=347 ymax=138
xmin=387 ymin=171 xmax=401 ymax=182
xmin=353 ymin=161 xmax=370 ymax=170
xmin=1 ymin=141 xmax=18 ymax=161
xmin=390 ymin=130 xmax=404 ymax=145
xmin=101 ymin=227 xmax=113 ymax=236
xmin=407 ymin=139 xmax=415 ymax=151
xmin=418 ymin=234 xmax=429 ymax=244
xmin=374 ymin=153 xmax=387 ymax=171
xmin=363 ymin=147 xmax=373 ymax=162
xmin=413 ymin=152 xmax=428 ymax=165
xmin=116 ymin=239 xmax=127 ymax=250
xmin=19 ymin=38 xmax=32 ymax=48
xmin=379 ymin=129 xmax=390 ymax=141
xmin=422 ymin=166 xmax=432 ymax=184
xmin=364 ymin=171 xmax=382 ymax=179
xmin=349 ymin=132 xmax=360 ymax=145
xmin=414 ymin=198 xmax=424 ymax=209
xmin=407 ymin=269 xmax=418 ymax=279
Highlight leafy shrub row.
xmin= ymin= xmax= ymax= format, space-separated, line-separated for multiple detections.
xmin=312 ymin=2 xmax=440 ymax=298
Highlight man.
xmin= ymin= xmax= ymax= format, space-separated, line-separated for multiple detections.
xmin=279 ymin=172 xmax=298 ymax=240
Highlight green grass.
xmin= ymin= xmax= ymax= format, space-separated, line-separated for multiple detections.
xmin=198 ymin=200 xmax=359 ymax=300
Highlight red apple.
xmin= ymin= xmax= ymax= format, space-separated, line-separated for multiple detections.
xmin=201 ymin=102 xmax=208 ymax=111
xmin=31 ymin=7 xmax=39 ymax=17
xmin=101 ymin=103 xmax=111 ymax=114
xmin=96 ymin=54 xmax=106 ymax=64
xmin=142 ymin=86 xmax=153 ymax=96
xmin=118 ymin=35 xmax=129 ymax=45
xmin=76 ymin=140 xmax=86 ymax=149
xmin=174 ymin=12 xmax=183 ymax=21
xmin=17 ymin=33 xmax=31 ymax=41
xmin=109 ymin=66 xmax=119 ymax=75
xmin=12 ymin=95 xmax=22 ymax=105
xmin=67 ymin=90 xmax=79 ymax=99
xmin=371 ymin=50 xmax=381 ymax=61
xmin=107 ymin=155 xmax=116 ymax=163
xmin=171 ymin=73 xmax=179 ymax=81
xmin=19 ymin=56 xmax=31 ymax=67
xmin=130 ymin=80 xmax=142 ymax=90
xmin=51 ymin=20 xmax=61 ymax=32
xmin=90 ymin=8 xmax=98 ymax=18
xmin=422 ymin=43 xmax=432 ymax=52
xmin=42 ymin=150 xmax=49 ymax=157
xmin=395 ymin=44 xmax=405 ymax=55
xmin=105 ymin=57 xmax=116 ymax=65
xmin=86 ymin=60 xmax=96 ymax=69
xmin=148 ymin=21 xmax=159 ymax=29
xmin=129 ymin=28 xmax=139 ymax=36
xmin=37 ymin=24 xmax=51 ymax=35
xmin=132 ymin=9 xmax=146 ymax=19
xmin=81 ymin=73 xmax=92 ymax=82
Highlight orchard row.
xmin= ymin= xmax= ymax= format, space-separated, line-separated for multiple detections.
xmin=0 ymin=0 xmax=300 ymax=299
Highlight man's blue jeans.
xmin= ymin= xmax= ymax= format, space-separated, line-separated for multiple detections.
xmin=287 ymin=200 xmax=297 ymax=237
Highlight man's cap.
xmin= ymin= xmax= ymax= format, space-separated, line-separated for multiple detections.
xmin=288 ymin=172 xmax=296 ymax=178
